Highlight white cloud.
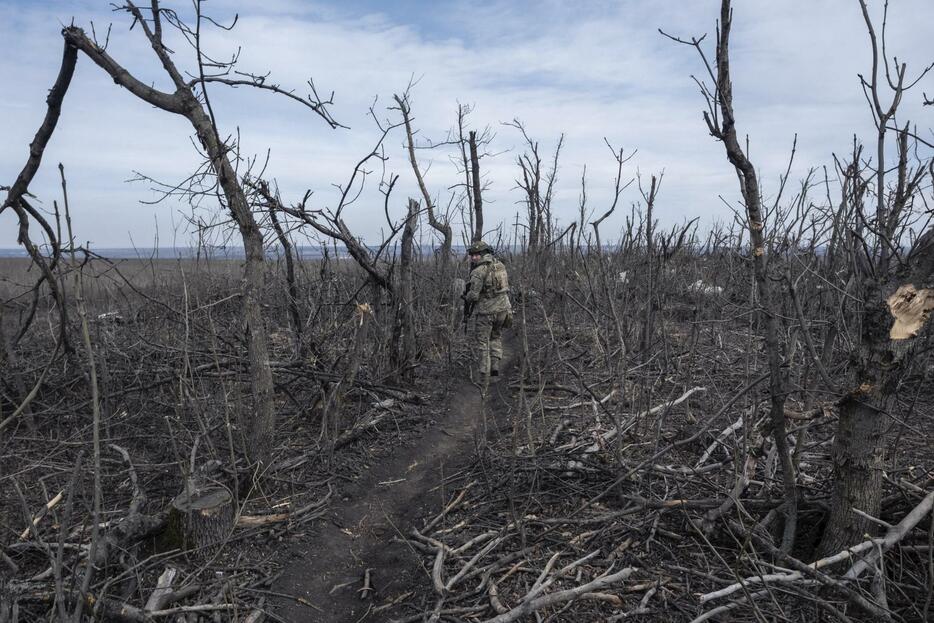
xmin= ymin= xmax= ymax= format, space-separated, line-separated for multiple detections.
xmin=1 ymin=0 xmax=932 ymax=249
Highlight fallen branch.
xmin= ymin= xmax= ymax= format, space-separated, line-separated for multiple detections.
xmin=845 ymin=490 xmax=934 ymax=580
xmin=236 ymin=513 xmax=291 ymax=528
xmin=479 ymin=567 xmax=636 ymax=623
xmin=144 ymin=567 xmax=177 ymax=612
xmin=236 ymin=487 xmax=332 ymax=530
xmin=695 ymin=413 xmax=744 ymax=468
xmin=547 ymin=389 xmax=617 ymax=411
xmin=584 ymin=387 xmax=706 ymax=453
xmin=19 ymin=490 xmax=64 ymax=540
xmin=699 ymin=521 xmax=893 ymax=620
xmin=423 ymin=482 xmax=476 ymax=533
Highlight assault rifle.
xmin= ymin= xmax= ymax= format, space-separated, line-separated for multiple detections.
xmin=462 ymin=282 xmax=475 ymax=334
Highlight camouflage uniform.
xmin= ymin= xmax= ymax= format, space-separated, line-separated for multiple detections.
xmin=465 ymin=250 xmax=512 ymax=377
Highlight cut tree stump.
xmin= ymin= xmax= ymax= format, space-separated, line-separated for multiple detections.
xmin=166 ymin=486 xmax=234 ymax=554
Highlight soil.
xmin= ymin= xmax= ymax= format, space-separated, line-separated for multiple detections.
xmin=272 ymin=346 xmax=516 ymax=622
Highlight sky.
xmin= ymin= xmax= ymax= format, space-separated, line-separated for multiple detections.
xmin=1 ymin=0 xmax=933 ymax=250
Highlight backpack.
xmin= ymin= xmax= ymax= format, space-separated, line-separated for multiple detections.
xmin=485 ymin=260 xmax=509 ymax=295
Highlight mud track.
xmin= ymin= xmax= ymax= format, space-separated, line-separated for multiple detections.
xmin=273 ymin=347 xmax=515 ymax=622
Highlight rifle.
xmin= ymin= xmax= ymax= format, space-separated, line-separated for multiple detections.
xmin=462 ymin=282 xmax=475 ymax=334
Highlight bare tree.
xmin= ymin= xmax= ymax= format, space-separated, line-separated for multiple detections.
xmin=393 ymin=198 xmax=419 ymax=382
xmin=817 ymin=0 xmax=934 ymax=556
xmin=638 ymin=173 xmax=662 ymax=359
xmin=663 ymin=0 xmax=798 ymax=552
xmin=393 ymin=93 xmax=453 ymax=265
xmin=469 ymin=130 xmax=485 ymax=243
xmin=251 ymin=115 xmax=422 ymax=383
xmin=589 ymin=141 xmax=635 ymax=254
xmin=61 ymin=0 xmax=340 ymax=465
xmin=451 ymin=104 xmax=493 ymax=245
xmin=0 ymin=41 xmax=77 ymax=360
xmin=508 ymin=120 xmax=564 ymax=251
xmin=255 ymin=121 xmax=403 ymax=294
xmin=255 ymin=180 xmax=306 ymax=360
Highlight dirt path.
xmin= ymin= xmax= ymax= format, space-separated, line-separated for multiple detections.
xmin=272 ymin=349 xmax=515 ymax=622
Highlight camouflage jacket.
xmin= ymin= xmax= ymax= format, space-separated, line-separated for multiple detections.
xmin=465 ymin=254 xmax=512 ymax=315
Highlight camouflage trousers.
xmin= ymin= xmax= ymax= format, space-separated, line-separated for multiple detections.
xmin=473 ymin=311 xmax=508 ymax=376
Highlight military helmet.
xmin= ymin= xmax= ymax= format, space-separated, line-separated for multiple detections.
xmin=467 ymin=240 xmax=493 ymax=255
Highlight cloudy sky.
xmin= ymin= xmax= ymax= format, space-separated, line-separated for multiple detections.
xmin=1 ymin=0 xmax=932 ymax=250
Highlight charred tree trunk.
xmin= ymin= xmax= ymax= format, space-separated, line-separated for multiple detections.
xmin=820 ymin=265 xmax=934 ymax=554
xmin=674 ymin=0 xmax=797 ymax=551
xmin=190 ymin=109 xmax=276 ymax=465
xmin=321 ymin=304 xmax=372 ymax=445
xmin=391 ymin=199 xmax=418 ymax=383
xmin=469 ymin=131 xmax=484 ymax=243
xmin=0 ymin=41 xmax=80 ymax=434
xmin=640 ymin=175 xmax=659 ymax=359
xmin=818 ymin=0 xmax=932 ymax=556
xmin=1 ymin=40 xmax=77 ymax=357
xmin=395 ymin=94 xmax=452 ymax=267
xmin=268 ymin=200 xmax=306 ymax=360
xmin=719 ymin=15 xmax=797 ymax=554
xmin=63 ymin=16 xmax=276 ymax=465
xmin=820 ymin=390 xmax=886 ymax=556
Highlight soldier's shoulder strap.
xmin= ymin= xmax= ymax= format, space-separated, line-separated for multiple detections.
xmin=470 ymin=262 xmax=490 ymax=277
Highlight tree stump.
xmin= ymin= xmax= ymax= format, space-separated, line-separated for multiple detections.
xmin=166 ymin=486 xmax=234 ymax=554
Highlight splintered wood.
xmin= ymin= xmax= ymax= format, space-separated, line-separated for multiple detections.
xmin=887 ymin=283 xmax=934 ymax=340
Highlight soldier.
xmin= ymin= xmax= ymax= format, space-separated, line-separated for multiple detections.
xmin=463 ymin=240 xmax=512 ymax=379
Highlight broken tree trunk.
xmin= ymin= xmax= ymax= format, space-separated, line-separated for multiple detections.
xmin=391 ymin=198 xmax=418 ymax=383
xmin=819 ymin=276 xmax=934 ymax=556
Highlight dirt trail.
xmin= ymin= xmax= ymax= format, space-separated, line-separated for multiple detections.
xmin=272 ymin=350 xmax=515 ymax=622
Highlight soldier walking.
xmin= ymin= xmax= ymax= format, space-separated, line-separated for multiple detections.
xmin=463 ymin=241 xmax=512 ymax=380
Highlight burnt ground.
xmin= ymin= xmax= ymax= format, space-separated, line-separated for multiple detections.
xmin=271 ymin=343 xmax=517 ymax=622
xmin=4 ymin=256 xmax=933 ymax=623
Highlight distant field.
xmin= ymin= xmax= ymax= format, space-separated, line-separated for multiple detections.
xmin=0 ymin=247 xmax=331 ymax=259
xmin=0 ymin=256 xmax=242 ymax=301
xmin=0 ymin=251 xmax=428 ymax=316
xmin=0 ymin=245 xmax=469 ymax=260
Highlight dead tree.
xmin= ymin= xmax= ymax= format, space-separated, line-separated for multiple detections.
xmin=575 ymin=167 xmax=589 ymax=259
xmin=392 ymin=199 xmax=419 ymax=382
xmin=469 ymin=131 xmax=484 ymax=242
xmin=817 ymin=0 xmax=934 ymax=556
xmin=289 ymin=182 xmax=417 ymax=382
xmin=509 ymin=120 xmax=564 ymax=251
xmin=252 ymin=121 xmax=420 ymax=383
xmin=664 ymin=0 xmax=798 ymax=551
xmin=590 ymin=142 xmax=635 ymax=254
xmin=639 ymin=173 xmax=662 ymax=359
xmin=0 ymin=41 xmax=80 ymax=441
xmin=393 ymin=93 xmax=453 ymax=265
xmin=61 ymin=1 xmax=340 ymax=465
xmin=258 ymin=122 xmax=403 ymax=295
xmin=0 ymin=41 xmax=77 ymax=359
xmin=256 ymin=181 xmax=306 ymax=360
xmin=452 ymin=105 xmax=493 ymax=245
